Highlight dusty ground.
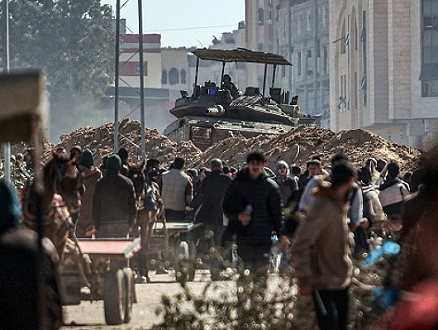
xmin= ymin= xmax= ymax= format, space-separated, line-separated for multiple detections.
xmin=61 ymin=270 xmax=231 ymax=330
xmin=12 ymin=119 xmax=423 ymax=173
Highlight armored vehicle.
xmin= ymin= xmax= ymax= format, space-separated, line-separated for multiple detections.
xmin=163 ymin=48 xmax=316 ymax=150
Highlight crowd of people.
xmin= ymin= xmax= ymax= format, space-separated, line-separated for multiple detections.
xmin=2 ymin=143 xmax=436 ymax=329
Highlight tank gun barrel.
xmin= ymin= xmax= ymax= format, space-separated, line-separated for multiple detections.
xmin=205 ymin=105 xmax=225 ymax=116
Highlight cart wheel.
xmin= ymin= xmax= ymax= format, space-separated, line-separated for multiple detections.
xmin=177 ymin=241 xmax=189 ymax=259
xmin=122 ymin=268 xmax=134 ymax=323
xmin=175 ymin=241 xmax=195 ymax=282
xmin=104 ymin=269 xmax=126 ymax=325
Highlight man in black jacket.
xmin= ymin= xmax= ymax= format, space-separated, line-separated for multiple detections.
xmin=194 ymin=158 xmax=232 ymax=252
xmin=93 ymin=154 xmax=136 ymax=238
xmin=222 ymin=151 xmax=289 ymax=274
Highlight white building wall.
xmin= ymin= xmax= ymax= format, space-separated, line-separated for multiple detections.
xmin=388 ymin=0 xmax=411 ymax=120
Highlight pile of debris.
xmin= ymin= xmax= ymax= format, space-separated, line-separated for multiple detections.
xmin=194 ymin=125 xmax=421 ymax=173
xmin=10 ymin=119 xmax=422 ymax=173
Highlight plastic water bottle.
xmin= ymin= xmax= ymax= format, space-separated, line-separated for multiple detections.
xmin=271 ymin=233 xmax=279 ymax=254
xmin=362 ymin=241 xmax=400 ymax=268
xmin=231 ymin=243 xmax=238 ymax=265
xmin=271 ymin=233 xmax=281 ymax=272
xmin=243 ymin=203 xmax=252 ymax=215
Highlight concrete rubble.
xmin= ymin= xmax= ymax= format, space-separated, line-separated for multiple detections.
xmin=11 ymin=118 xmax=422 ymax=173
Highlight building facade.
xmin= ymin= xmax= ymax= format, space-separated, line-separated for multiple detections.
xmin=277 ymin=0 xmax=330 ymax=125
xmin=119 ymin=34 xmax=162 ymax=88
xmin=245 ymin=0 xmax=281 ymax=90
xmin=330 ymin=0 xmax=438 ymax=149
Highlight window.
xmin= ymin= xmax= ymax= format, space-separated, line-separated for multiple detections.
xmin=307 ymin=11 xmax=312 ymax=32
xmin=258 ymin=8 xmax=264 ymax=24
xmin=341 ymin=20 xmax=347 ymax=54
xmin=323 ymin=46 xmax=328 ymax=75
xmin=297 ymin=52 xmax=302 ymax=76
xmin=306 ymin=50 xmax=313 ymax=75
xmin=422 ymin=80 xmax=438 ymax=97
xmin=181 ymin=69 xmax=186 ymax=84
xmin=322 ymin=5 xmax=328 ymax=28
xmin=161 ymin=70 xmax=167 ymax=84
xmin=169 ymin=68 xmax=179 ymax=85
xmin=421 ymin=0 xmax=438 ymax=96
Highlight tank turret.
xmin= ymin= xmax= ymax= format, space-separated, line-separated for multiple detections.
xmin=164 ymin=48 xmax=316 ymax=150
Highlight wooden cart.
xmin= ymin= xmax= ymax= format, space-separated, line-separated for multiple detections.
xmin=60 ymin=237 xmax=141 ymax=325
xmin=148 ymin=221 xmax=202 ymax=281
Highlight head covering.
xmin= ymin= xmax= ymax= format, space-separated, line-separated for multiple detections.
xmin=80 ymin=149 xmax=94 ymax=169
xmin=106 ymin=154 xmax=121 ymax=171
xmin=275 ymin=160 xmax=290 ymax=177
xmin=56 ymin=146 xmax=66 ymax=153
xmin=223 ymin=74 xmax=232 ymax=82
xmin=70 ymin=145 xmax=82 ymax=154
xmin=117 ymin=147 xmax=129 ymax=162
xmin=0 ymin=180 xmax=22 ymax=233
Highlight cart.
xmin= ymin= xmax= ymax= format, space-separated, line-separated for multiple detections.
xmin=148 ymin=221 xmax=202 ymax=281
xmin=60 ymin=237 xmax=141 ymax=325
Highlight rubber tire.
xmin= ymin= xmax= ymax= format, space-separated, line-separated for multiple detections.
xmin=122 ymin=268 xmax=134 ymax=323
xmin=104 ymin=269 xmax=126 ymax=325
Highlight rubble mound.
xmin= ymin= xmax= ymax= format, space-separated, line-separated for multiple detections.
xmin=195 ymin=126 xmax=421 ymax=173
xmin=54 ymin=118 xmax=202 ymax=167
xmin=13 ymin=119 xmax=420 ymax=172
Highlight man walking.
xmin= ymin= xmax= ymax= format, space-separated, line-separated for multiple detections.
xmin=158 ymin=157 xmax=193 ymax=222
xmin=222 ymin=151 xmax=289 ymax=274
xmin=292 ymin=160 xmax=356 ymax=330
xmin=92 ymin=154 xmax=136 ymax=238
xmin=194 ymin=158 xmax=232 ymax=251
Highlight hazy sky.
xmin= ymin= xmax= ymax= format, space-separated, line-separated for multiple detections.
xmin=102 ymin=0 xmax=245 ymax=48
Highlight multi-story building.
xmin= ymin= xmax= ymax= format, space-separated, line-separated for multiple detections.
xmin=245 ymin=0 xmax=281 ymax=90
xmin=330 ymin=1 xmax=438 ymax=149
xmin=119 ymin=34 xmax=162 ymax=88
xmin=277 ymin=0 xmax=330 ymax=125
xmin=104 ymin=33 xmax=169 ymax=127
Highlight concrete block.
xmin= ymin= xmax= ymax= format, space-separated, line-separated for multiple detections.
xmin=0 ymin=70 xmax=47 ymax=143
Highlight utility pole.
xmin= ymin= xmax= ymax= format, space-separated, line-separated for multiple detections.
xmin=2 ymin=0 xmax=10 ymax=182
xmin=114 ymin=0 xmax=121 ymax=152
xmin=138 ymin=0 xmax=145 ymax=160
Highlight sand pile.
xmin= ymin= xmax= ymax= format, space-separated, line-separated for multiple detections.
xmin=10 ymin=119 xmax=422 ymax=173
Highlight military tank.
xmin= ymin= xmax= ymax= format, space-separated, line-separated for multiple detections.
xmin=163 ymin=48 xmax=316 ymax=150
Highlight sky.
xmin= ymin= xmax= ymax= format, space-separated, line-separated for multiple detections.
xmin=102 ymin=0 xmax=245 ymax=48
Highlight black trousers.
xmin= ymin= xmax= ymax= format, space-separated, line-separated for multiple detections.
xmin=236 ymin=242 xmax=271 ymax=274
xmin=312 ymin=286 xmax=349 ymax=330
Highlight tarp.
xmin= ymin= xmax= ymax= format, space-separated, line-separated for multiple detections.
xmin=192 ymin=48 xmax=293 ymax=66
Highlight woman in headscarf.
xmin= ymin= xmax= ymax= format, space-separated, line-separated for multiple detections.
xmin=274 ymin=160 xmax=298 ymax=205
xmin=274 ymin=160 xmax=301 ymax=238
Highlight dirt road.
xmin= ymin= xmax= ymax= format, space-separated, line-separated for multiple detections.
xmin=61 ymin=270 xmax=228 ymax=330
